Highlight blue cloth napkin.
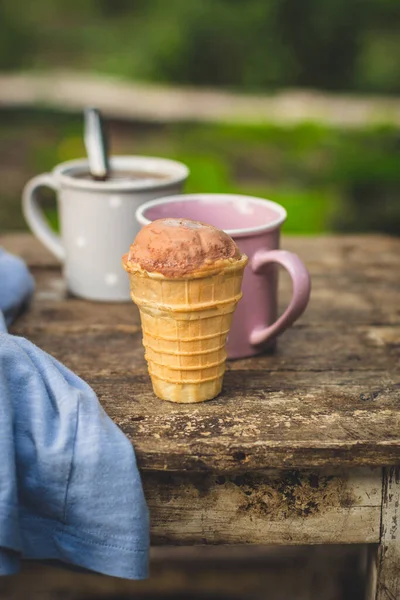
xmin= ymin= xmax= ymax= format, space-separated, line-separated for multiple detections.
xmin=0 ymin=248 xmax=149 ymax=579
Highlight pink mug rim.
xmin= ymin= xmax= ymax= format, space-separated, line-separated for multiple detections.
xmin=135 ymin=193 xmax=287 ymax=237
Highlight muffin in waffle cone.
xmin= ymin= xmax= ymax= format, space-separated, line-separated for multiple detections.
xmin=123 ymin=218 xmax=247 ymax=403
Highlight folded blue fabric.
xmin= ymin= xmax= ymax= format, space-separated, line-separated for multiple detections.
xmin=0 ymin=249 xmax=149 ymax=579
xmin=0 ymin=249 xmax=34 ymax=333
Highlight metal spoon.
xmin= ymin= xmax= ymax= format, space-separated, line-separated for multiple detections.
xmin=83 ymin=107 xmax=110 ymax=181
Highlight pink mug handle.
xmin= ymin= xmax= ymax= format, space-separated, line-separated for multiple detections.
xmin=250 ymin=249 xmax=311 ymax=346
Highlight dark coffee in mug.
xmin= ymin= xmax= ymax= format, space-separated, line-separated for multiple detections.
xmin=74 ymin=169 xmax=171 ymax=183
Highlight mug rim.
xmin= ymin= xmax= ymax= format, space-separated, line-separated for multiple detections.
xmin=52 ymin=155 xmax=189 ymax=191
xmin=135 ymin=193 xmax=287 ymax=236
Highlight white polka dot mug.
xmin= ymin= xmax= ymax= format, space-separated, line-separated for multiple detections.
xmin=22 ymin=156 xmax=189 ymax=301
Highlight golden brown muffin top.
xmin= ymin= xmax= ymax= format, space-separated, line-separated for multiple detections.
xmin=124 ymin=218 xmax=241 ymax=278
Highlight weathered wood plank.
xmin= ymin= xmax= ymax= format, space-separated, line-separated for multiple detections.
xmin=376 ymin=467 xmax=400 ymax=600
xmin=10 ymin=323 xmax=399 ymax=376
xmin=144 ymin=468 xmax=381 ymax=546
xmin=6 ymin=287 xmax=400 ymax=471
xmin=0 ymin=233 xmax=60 ymax=268
xmin=7 ymin=322 xmax=400 ymax=471
xmin=4 ymin=233 xmax=400 ymax=471
xmin=9 ymin=258 xmax=400 ymax=337
xmin=94 ymin=377 xmax=400 ymax=471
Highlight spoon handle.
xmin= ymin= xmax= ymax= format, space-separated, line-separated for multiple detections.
xmin=84 ymin=108 xmax=110 ymax=180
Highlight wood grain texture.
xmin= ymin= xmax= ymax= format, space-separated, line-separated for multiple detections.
xmin=376 ymin=467 xmax=400 ymax=600
xmin=144 ymin=468 xmax=381 ymax=545
xmin=98 ymin=376 xmax=400 ymax=471
xmin=11 ymin=316 xmax=399 ymax=375
xmin=3 ymin=234 xmax=400 ymax=471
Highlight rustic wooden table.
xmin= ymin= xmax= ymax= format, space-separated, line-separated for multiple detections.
xmin=2 ymin=233 xmax=400 ymax=600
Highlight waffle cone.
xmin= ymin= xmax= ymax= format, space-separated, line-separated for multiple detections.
xmin=126 ymin=255 xmax=247 ymax=403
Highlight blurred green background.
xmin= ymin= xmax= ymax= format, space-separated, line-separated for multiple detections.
xmin=0 ymin=0 xmax=399 ymax=235
xmin=2 ymin=0 xmax=400 ymax=93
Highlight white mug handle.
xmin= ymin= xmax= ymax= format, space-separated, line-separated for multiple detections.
xmin=22 ymin=173 xmax=65 ymax=262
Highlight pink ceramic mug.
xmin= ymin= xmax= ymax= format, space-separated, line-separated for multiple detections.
xmin=136 ymin=194 xmax=311 ymax=359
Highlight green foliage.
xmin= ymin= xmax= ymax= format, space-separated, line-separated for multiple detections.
xmin=0 ymin=0 xmax=399 ymax=93
xmin=0 ymin=109 xmax=398 ymax=235
xmin=0 ymin=3 xmax=34 ymax=70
